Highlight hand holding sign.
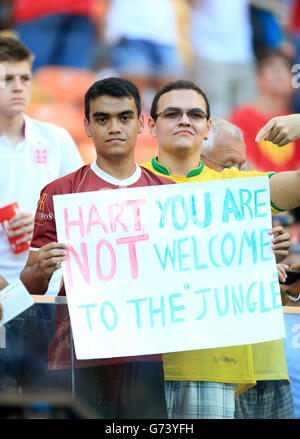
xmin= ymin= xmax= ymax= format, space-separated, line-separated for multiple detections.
xmin=37 ymin=242 xmax=68 ymax=276
xmin=255 ymin=114 xmax=300 ymax=147
xmin=269 ymin=225 xmax=291 ymax=263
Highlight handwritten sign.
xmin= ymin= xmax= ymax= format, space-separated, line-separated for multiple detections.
xmin=53 ymin=176 xmax=286 ymax=360
xmin=0 ymin=279 xmax=34 ymax=325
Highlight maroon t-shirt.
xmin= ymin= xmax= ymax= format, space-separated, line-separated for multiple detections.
xmin=31 ymin=163 xmax=174 ymax=370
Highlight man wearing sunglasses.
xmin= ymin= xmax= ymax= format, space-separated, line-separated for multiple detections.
xmin=141 ymin=79 xmax=300 ymax=419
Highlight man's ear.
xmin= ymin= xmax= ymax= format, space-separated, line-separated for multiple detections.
xmin=205 ymin=118 xmax=212 ymax=139
xmin=148 ymin=117 xmax=157 ymax=138
xmin=84 ymin=118 xmax=92 ymax=137
xmin=137 ymin=113 xmax=144 ymax=134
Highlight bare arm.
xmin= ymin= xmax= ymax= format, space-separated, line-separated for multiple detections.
xmin=0 ymin=274 xmax=8 ymax=290
xmin=269 ymin=170 xmax=300 ymax=211
xmin=20 ymin=242 xmax=67 ymax=294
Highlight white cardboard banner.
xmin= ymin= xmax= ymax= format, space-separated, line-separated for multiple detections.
xmin=53 ymin=176 xmax=286 ymax=360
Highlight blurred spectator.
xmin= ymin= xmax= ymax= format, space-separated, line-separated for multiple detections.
xmin=249 ymin=0 xmax=295 ymax=58
xmin=0 ymin=36 xmax=83 ymax=392
xmin=229 ymin=48 xmax=300 ymax=172
xmin=0 ymin=36 xmax=83 ymax=290
xmin=189 ymin=0 xmax=256 ymax=117
xmin=0 ymin=0 xmax=13 ymax=31
xmin=104 ymin=0 xmax=184 ymax=110
xmin=12 ymin=0 xmax=95 ymax=71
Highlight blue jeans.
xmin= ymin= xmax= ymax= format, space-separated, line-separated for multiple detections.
xmin=111 ymin=37 xmax=183 ymax=79
xmin=15 ymin=14 xmax=94 ymax=71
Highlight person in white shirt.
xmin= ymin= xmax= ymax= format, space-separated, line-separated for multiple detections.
xmin=189 ymin=0 xmax=257 ymax=118
xmin=105 ymin=0 xmax=183 ymax=109
xmin=0 ymin=36 xmax=83 ymax=392
xmin=0 ymin=36 xmax=83 ymax=295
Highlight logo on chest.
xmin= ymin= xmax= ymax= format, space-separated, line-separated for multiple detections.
xmin=30 ymin=141 xmax=50 ymax=166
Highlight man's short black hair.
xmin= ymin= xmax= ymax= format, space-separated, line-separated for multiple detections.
xmin=150 ymin=79 xmax=210 ymax=120
xmin=84 ymin=77 xmax=141 ymax=121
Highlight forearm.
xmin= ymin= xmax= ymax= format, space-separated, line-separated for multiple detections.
xmin=0 ymin=275 xmax=8 ymax=290
xmin=270 ymin=170 xmax=300 ymax=211
xmin=20 ymin=263 xmax=52 ymax=295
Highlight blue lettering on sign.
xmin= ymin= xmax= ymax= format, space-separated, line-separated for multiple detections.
xmin=77 ymin=301 xmax=118 ymax=331
xmin=209 ymin=235 xmax=221 ymax=267
xmin=177 ymin=238 xmax=190 ymax=272
xmin=192 ymin=236 xmax=208 ymax=270
xmin=194 ymin=288 xmax=210 ymax=320
xmin=238 ymin=230 xmax=257 ymax=265
xmin=172 ymin=195 xmax=189 ymax=230
xmin=254 ymin=189 xmax=267 ymax=218
xmin=126 ymin=297 xmax=148 ymax=328
xmin=239 ymin=189 xmax=253 ymax=219
xmin=270 ymin=278 xmax=282 ymax=309
xmin=220 ymin=233 xmax=236 ymax=266
xmin=100 ymin=301 xmax=118 ymax=331
xmin=246 ymin=282 xmax=257 ymax=313
xmin=149 ymin=296 xmax=166 ymax=328
xmin=189 ymin=192 xmax=212 ymax=228
xmin=222 ymin=187 xmax=268 ymax=222
xmin=214 ymin=286 xmax=230 ymax=317
xmin=156 ymin=197 xmax=171 ymax=228
xmin=169 ymin=293 xmax=185 ymax=323
xmin=222 ymin=189 xmax=243 ymax=222
xmin=156 ymin=192 xmax=212 ymax=230
xmin=232 ymin=284 xmax=244 ymax=316
xmin=78 ymin=303 xmax=97 ymax=331
xmin=260 ymin=229 xmax=272 ymax=262
xmin=76 ymin=278 xmax=281 ymax=335
xmin=154 ymin=229 xmax=270 ymax=272
xmin=153 ymin=240 xmax=176 ymax=271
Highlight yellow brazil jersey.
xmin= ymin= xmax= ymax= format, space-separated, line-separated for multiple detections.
xmin=141 ymin=158 xmax=289 ymax=389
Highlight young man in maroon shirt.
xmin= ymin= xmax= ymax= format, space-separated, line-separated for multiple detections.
xmin=20 ymin=77 xmax=172 ymax=419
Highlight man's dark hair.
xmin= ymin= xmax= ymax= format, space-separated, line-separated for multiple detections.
xmin=84 ymin=77 xmax=141 ymax=121
xmin=0 ymin=36 xmax=34 ymax=64
xmin=150 ymin=79 xmax=210 ymax=120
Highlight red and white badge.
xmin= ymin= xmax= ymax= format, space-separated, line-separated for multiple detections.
xmin=30 ymin=141 xmax=50 ymax=166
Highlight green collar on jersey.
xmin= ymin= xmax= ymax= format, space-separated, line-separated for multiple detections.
xmin=151 ymin=156 xmax=204 ymax=178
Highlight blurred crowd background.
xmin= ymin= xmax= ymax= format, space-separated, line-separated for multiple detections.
xmin=1 ymin=0 xmax=300 ymax=242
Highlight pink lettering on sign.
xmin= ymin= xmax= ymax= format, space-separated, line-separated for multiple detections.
xmin=116 ymin=234 xmax=149 ymax=279
xmin=96 ymin=239 xmax=117 ymax=281
xmin=64 ymin=207 xmax=85 ymax=240
xmin=65 ymin=242 xmax=90 ymax=287
xmin=125 ymin=199 xmax=147 ymax=231
xmin=86 ymin=204 xmax=109 ymax=235
xmin=108 ymin=203 xmax=128 ymax=233
xmin=63 ymin=198 xmax=148 ymax=240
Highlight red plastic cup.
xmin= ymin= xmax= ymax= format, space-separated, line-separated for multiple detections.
xmin=0 ymin=202 xmax=30 ymax=254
